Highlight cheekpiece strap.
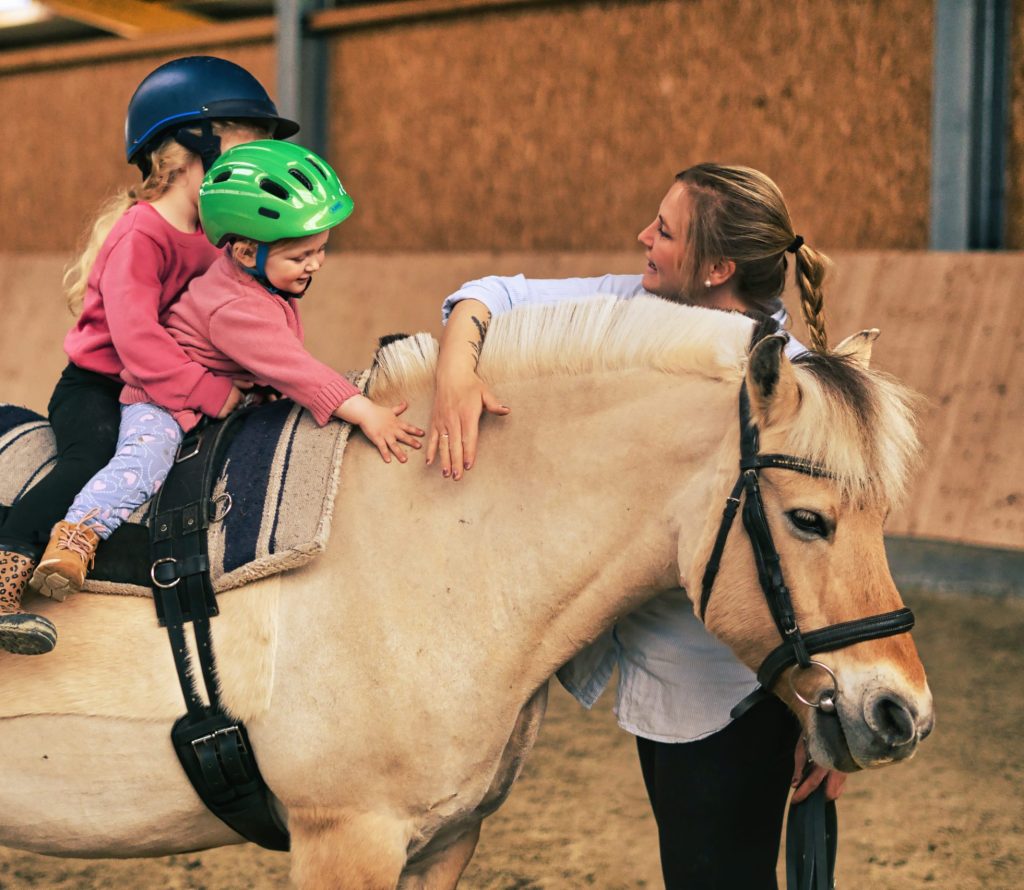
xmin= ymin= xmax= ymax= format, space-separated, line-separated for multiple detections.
xmin=698 ymin=472 xmax=745 ymax=620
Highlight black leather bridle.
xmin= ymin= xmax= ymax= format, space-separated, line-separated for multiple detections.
xmin=699 ymin=381 xmax=916 ymax=721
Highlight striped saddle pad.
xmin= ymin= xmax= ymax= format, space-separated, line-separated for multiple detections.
xmin=0 ymin=395 xmax=359 ymax=597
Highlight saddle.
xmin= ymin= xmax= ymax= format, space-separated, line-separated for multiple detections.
xmin=0 ymin=396 xmax=360 ymax=596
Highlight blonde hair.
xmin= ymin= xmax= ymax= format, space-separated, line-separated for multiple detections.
xmin=676 ymin=164 xmax=832 ymax=353
xmin=63 ymin=120 xmax=273 ymax=315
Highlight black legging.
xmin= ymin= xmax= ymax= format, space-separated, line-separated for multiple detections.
xmin=0 ymin=364 xmax=122 ymax=559
xmin=636 ymin=696 xmax=800 ymax=890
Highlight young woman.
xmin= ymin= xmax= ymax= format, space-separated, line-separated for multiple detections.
xmin=427 ymin=163 xmax=843 ymax=889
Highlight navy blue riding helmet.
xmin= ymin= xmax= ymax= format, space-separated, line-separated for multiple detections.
xmin=125 ymin=55 xmax=300 ymax=177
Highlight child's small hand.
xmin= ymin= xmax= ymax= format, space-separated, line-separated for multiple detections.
xmin=216 ymin=380 xmax=254 ymax=418
xmin=336 ymin=395 xmax=424 ymax=464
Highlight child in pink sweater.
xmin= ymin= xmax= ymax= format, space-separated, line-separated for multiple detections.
xmin=0 ymin=55 xmax=297 ymax=657
xmin=31 ymin=141 xmax=423 ymax=597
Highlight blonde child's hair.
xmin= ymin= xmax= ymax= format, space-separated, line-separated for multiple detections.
xmin=63 ymin=121 xmax=273 ymax=315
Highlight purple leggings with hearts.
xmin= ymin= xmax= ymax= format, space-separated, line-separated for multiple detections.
xmin=65 ymin=402 xmax=184 ymax=539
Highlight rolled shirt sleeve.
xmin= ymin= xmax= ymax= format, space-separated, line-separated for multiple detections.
xmin=441 ymin=273 xmax=649 ymax=324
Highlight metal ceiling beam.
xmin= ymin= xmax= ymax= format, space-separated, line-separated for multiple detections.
xmin=930 ymin=0 xmax=1012 ymax=249
xmin=42 ymin=0 xmax=210 ymax=37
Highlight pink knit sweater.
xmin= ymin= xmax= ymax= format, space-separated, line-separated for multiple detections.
xmin=64 ymin=202 xmax=230 ymax=417
xmin=121 ymin=254 xmax=360 ymax=431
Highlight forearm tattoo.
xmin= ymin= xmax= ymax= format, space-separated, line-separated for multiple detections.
xmin=469 ymin=314 xmax=489 ymax=367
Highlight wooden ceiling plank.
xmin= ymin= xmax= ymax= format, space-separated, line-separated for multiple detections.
xmin=42 ymin=0 xmax=210 ymax=38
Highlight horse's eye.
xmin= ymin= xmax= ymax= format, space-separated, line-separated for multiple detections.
xmin=787 ymin=509 xmax=829 ymax=539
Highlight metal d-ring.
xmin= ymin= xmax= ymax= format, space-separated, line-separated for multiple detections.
xmin=789 ymin=660 xmax=839 ymax=713
xmin=150 ymin=557 xmax=180 ymax=589
xmin=210 ymin=492 xmax=233 ymax=522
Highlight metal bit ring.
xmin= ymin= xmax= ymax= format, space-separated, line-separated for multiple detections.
xmin=789 ymin=660 xmax=839 ymax=713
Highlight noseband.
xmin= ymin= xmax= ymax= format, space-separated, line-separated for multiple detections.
xmin=699 ymin=381 xmax=915 ymax=720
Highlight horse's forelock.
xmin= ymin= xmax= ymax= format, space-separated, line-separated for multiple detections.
xmin=787 ymin=352 xmax=921 ymax=507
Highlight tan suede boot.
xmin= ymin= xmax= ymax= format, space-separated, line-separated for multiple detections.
xmin=30 ymin=514 xmax=102 ymax=601
xmin=0 ymin=549 xmax=57 ymax=655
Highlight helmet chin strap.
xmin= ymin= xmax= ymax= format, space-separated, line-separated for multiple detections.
xmin=241 ymin=243 xmax=309 ymax=298
xmin=173 ymin=120 xmax=222 ymax=173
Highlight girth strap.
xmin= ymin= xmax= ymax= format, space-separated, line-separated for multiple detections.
xmin=150 ymin=411 xmax=290 ymax=852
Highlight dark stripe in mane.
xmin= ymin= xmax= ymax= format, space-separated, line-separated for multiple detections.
xmin=792 ymin=350 xmax=877 ymax=427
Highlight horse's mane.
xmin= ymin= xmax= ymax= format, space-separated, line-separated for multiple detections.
xmin=370 ymin=296 xmax=919 ymax=506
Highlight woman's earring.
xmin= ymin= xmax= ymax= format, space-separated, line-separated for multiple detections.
xmin=704 ymin=279 xmax=712 ymax=289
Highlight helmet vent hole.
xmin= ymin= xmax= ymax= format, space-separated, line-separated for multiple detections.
xmin=306 ymin=158 xmax=327 ymax=180
xmin=289 ymin=169 xmax=314 ymax=191
xmin=258 ymin=207 xmax=281 ymax=220
xmin=259 ymin=178 xmax=289 ymax=200
xmin=212 ymin=170 xmax=233 ymax=183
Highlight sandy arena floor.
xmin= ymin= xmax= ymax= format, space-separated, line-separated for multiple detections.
xmin=0 ymin=587 xmax=1020 ymax=889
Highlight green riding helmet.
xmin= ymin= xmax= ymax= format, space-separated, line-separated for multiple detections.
xmin=199 ymin=140 xmax=354 ymax=247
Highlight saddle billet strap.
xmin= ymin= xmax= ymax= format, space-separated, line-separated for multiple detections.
xmin=786 ymin=783 xmax=837 ymax=890
xmin=149 ymin=409 xmax=290 ymax=852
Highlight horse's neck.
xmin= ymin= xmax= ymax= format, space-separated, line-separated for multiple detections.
xmin=324 ymin=368 xmax=735 ymax=694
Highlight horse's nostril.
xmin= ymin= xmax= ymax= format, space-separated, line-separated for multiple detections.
xmin=917 ymin=712 xmax=935 ymax=742
xmin=868 ymin=695 xmax=917 ymax=747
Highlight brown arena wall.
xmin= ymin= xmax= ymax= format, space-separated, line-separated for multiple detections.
xmin=0 ymin=0 xmax=942 ymax=253
xmin=0 ymin=249 xmax=1020 ymax=552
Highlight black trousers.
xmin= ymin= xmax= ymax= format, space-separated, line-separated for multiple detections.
xmin=636 ymin=696 xmax=800 ymax=890
xmin=0 ymin=364 xmax=122 ymax=559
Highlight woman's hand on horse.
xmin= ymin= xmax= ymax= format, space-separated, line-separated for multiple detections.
xmin=790 ymin=735 xmax=847 ymax=804
xmin=427 ymin=367 xmax=509 ymax=480
xmin=337 ymin=395 xmax=424 ymax=464
xmin=428 ymin=299 xmax=510 ymax=480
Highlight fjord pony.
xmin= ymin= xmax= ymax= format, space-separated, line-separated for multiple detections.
xmin=0 ymin=297 xmax=932 ymax=888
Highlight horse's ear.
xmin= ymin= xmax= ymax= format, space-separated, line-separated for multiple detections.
xmin=833 ymin=329 xmax=880 ymax=369
xmin=746 ymin=333 xmax=799 ymax=426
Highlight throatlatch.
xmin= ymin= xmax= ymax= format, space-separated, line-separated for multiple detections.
xmin=149 ymin=411 xmax=289 ymax=851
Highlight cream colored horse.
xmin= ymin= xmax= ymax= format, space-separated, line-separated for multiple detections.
xmin=0 ymin=297 xmax=932 ymax=888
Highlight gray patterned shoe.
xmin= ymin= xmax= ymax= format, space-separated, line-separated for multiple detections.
xmin=0 ymin=550 xmax=56 ymax=655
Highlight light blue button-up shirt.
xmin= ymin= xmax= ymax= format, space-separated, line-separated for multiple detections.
xmin=443 ymin=273 xmax=804 ymax=741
